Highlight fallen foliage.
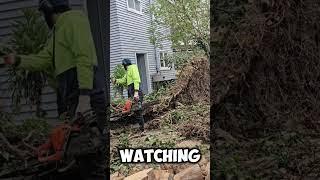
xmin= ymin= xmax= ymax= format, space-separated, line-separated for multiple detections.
xmin=153 ymin=57 xmax=209 ymax=113
xmin=211 ymin=0 xmax=320 ymax=178
xmin=0 ymin=112 xmax=49 ymax=176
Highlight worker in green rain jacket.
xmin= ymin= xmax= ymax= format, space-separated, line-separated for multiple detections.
xmin=114 ymin=58 xmax=145 ymax=132
xmin=4 ymin=0 xmax=106 ymax=179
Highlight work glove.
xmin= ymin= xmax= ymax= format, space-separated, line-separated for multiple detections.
xmin=134 ymin=91 xmax=139 ymax=101
xmin=3 ymin=53 xmax=16 ymax=65
xmin=76 ymin=95 xmax=91 ymax=114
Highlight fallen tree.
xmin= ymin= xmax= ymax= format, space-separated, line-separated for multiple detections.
xmin=211 ymin=0 xmax=320 ymax=178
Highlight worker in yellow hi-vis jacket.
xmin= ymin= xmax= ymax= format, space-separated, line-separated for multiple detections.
xmin=114 ymin=58 xmax=145 ymax=132
xmin=4 ymin=0 xmax=106 ymax=179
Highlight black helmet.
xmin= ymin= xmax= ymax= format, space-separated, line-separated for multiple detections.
xmin=38 ymin=0 xmax=70 ymax=13
xmin=122 ymin=58 xmax=132 ymax=66
xmin=39 ymin=0 xmax=70 ymax=29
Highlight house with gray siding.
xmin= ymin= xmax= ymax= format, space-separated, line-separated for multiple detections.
xmin=110 ymin=0 xmax=176 ymax=95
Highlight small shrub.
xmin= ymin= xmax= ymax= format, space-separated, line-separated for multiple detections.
xmin=145 ymin=84 xmax=171 ymax=102
xmin=112 ymin=64 xmax=126 ymax=98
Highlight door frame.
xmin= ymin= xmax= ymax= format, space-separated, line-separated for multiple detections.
xmin=134 ymin=52 xmax=151 ymax=94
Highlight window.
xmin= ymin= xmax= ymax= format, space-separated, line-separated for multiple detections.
xmin=127 ymin=0 xmax=142 ymax=14
xmin=160 ymin=52 xmax=172 ymax=70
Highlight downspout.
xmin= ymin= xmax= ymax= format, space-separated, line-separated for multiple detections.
xmin=149 ymin=0 xmax=160 ymax=74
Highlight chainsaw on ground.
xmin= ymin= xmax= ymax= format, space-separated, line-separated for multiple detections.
xmin=110 ymin=97 xmax=142 ymax=119
xmin=0 ymin=110 xmax=104 ymax=179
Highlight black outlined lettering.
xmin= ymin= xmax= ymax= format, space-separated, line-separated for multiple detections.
xmin=118 ymin=148 xmax=201 ymax=163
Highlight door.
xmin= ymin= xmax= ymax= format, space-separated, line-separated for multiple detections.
xmin=136 ymin=54 xmax=148 ymax=94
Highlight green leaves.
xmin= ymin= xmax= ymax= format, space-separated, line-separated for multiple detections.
xmin=10 ymin=9 xmax=49 ymax=54
xmin=112 ymin=64 xmax=126 ymax=79
xmin=161 ymin=50 xmax=205 ymax=70
xmin=148 ymin=0 xmax=210 ymax=56
xmin=111 ymin=64 xmax=126 ymax=97
xmin=7 ymin=8 xmax=49 ymax=114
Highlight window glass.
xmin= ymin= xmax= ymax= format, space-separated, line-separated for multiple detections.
xmin=135 ymin=0 xmax=141 ymax=11
xmin=161 ymin=59 xmax=166 ymax=67
xmin=128 ymin=0 xmax=134 ymax=9
xmin=160 ymin=52 xmax=170 ymax=68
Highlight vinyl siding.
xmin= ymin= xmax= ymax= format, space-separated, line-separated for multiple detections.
xmin=110 ymin=0 xmax=123 ymax=96
xmin=0 ymin=0 xmax=84 ymax=121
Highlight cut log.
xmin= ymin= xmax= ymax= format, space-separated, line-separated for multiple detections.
xmin=147 ymin=169 xmax=173 ymax=180
xmin=205 ymin=163 xmax=210 ymax=180
xmin=124 ymin=168 xmax=153 ymax=180
xmin=173 ymin=164 xmax=203 ymax=180
xmin=111 ymin=172 xmax=125 ymax=180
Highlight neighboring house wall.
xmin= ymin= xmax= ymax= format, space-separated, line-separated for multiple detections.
xmin=0 ymin=0 xmax=85 ymax=122
xmin=110 ymin=0 xmax=123 ymax=96
xmin=110 ymin=0 xmax=175 ymax=96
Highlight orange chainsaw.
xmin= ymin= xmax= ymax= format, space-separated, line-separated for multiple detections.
xmin=35 ymin=110 xmax=103 ymax=172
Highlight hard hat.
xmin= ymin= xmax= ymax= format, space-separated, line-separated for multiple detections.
xmin=38 ymin=0 xmax=69 ymax=13
xmin=122 ymin=58 xmax=132 ymax=66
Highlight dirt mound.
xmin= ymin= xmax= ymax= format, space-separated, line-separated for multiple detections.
xmin=153 ymin=57 xmax=209 ymax=113
xmin=211 ymin=0 xmax=320 ymax=178
xmin=170 ymin=57 xmax=209 ymax=104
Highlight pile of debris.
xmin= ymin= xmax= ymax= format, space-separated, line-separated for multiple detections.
xmin=211 ymin=0 xmax=320 ymax=178
xmin=152 ymin=57 xmax=209 ymax=113
xmin=0 ymin=112 xmax=49 ymax=178
xmin=146 ymin=56 xmax=210 ymax=141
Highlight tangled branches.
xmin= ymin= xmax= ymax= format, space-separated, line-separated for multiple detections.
xmin=212 ymin=0 xmax=320 ymax=134
xmin=211 ymin=0 xmax=320 ymax=178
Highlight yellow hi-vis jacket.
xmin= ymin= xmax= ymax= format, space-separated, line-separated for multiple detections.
xmin=116 ymin=64 xmax=141 ymax=91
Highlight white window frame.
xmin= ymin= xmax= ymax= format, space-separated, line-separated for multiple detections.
xmin=127 ymin=0 xmax=143 ymax=15
xmin=159 ymin=51 xmax=172 ymax=70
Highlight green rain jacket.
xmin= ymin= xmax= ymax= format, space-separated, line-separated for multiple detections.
xmin=116 ymin=64 xmax=141 ymax=91
xmin=16 ymin=10 xmax=97 ymax=90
